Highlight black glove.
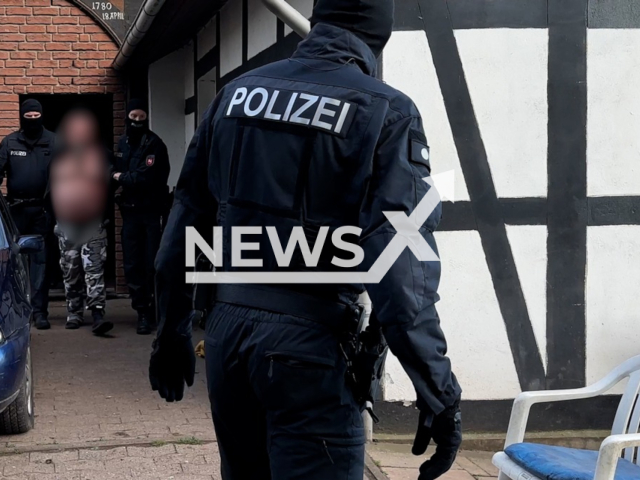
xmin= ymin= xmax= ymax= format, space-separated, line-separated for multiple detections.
xmin=149 ymin=334 xmax=196 ymax=402
xmin=412 ymin=402 xmax=462 ymax=480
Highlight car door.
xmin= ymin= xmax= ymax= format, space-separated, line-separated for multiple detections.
xmin=0 ymin=195 xmax=30 ymax=303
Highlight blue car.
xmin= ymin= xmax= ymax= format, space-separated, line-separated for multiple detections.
xmin=0 ymin=194 xmax=43 ymax=434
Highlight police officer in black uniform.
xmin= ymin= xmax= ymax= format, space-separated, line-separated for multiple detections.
xmin=151 ymin=1 xmax=462 ymax=479
xmin=0 ymin=99 xmax=55 ymax=330
xmin=111 ymin=99 xmax=170 ymax=335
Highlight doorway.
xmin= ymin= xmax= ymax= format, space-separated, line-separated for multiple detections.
xmin=19 ymin=93 xmax=117 ymax=293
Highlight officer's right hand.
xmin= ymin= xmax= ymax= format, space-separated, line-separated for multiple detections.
xmin=412 ymin=402 xmax=462 ymax=480
xmin=149 ymin=334 xmax=196 ymax=402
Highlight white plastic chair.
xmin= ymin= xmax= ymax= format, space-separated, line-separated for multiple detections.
xmin=492 ymin=355 xmax=640 ymax=480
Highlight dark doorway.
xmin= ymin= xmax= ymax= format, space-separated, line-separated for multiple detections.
xmin=19 ymin=94 xmax=117 ymax=293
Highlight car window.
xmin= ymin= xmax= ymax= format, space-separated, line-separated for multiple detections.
xmin=0 ymin=213 xmax=9 ymax=249
xmin=0 ymin=195 xmax=16 ymax=248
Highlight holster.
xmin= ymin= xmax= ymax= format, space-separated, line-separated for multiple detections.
xmin=191 ymin=252 xmax=215 ymax=330
xmin=341 ymin=309 xmax=389 ymax=423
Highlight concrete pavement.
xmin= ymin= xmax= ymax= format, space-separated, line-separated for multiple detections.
xmin=367 ymin=443 xmax=498 ymax=480
xmin=0 ymin=299 xmax=498 ymax=479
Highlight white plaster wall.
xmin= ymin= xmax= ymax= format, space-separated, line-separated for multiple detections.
xmin=198 ymin=67 xmax=217 ymax=124
xmin=148 ymin=46 xmax=189 ymax=189
xmin=220 ymin=0 xmax=243 ymax=77
xmin=247 ymin=0 xmax=277 ymax=60
xmin=587 ymin=29 xmax=640 ymax=196
xmin=587 ymin=226 xmax=640 ymax=393
xmin=383 ymin=230 xmax=522 ymax=401
xmin=197 ymin=18 xmax=217 ymax=60
xmin=185 ymin=41 xmax=195 ymax=99
xmin=455 ymin=29 xmax=548 ymax=199
xmin=383 ymin=31 xmax=469 ymax=202
xmin=506 ymin=225 xmax=547 ymax=369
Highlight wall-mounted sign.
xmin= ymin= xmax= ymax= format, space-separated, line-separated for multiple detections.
xmin=76 ymin=0 xmax=146 ymax=44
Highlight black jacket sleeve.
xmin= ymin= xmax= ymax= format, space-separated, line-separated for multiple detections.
xmin=154 ymin=103 xmax=220 ymax=339
xmin=119 ymin=136 xmax=170 ymax=190
xmin=359 ymin=113 xmax=461 ymax=417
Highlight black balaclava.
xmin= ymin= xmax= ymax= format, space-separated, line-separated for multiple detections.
xmin=310 ymin=0 xmax=394 ymax=58
xmin=20 ymin=99 xmax=44 ymax=141
xmin=126 ymin=98 xmax=149 ymax=144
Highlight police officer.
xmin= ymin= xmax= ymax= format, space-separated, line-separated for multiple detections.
xmin=151 ymin=0 xmax=462 ymax=479
xmin=111 ymin=99 xmax=170 ymax=335
xmin=0 ymin=99 xmax=55 ymax=330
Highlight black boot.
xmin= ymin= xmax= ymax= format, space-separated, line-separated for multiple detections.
xmin=34 ymin=314 xmax=50 ymax=330
xmin=136 ymin=312 xmax=153 ymax=335
xmin=65 ymin=313 xmax=83 ymax=330
xmin=91 ymin=307 xmax=113 ymax=336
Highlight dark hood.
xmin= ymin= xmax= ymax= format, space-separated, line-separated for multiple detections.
xmin=126 ymin=98 xmax=150 ymax=143
xmin=292 ymin=23 xmax=379 ymax=77
xmin=19 ymin=99 xmax=44 ymax=141
xmin=310 ymin=0 xmax=394 ymax=58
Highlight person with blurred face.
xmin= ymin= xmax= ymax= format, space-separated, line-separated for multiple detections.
xmin=111 ymin=99 xmax=170 ymax=335
xmin=0 ymin=99 xmax=56 ymax=330
xmin=48 ymin=108 xmax=112 ymax=335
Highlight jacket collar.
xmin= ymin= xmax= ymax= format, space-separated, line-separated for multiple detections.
xmin=291 ymin=23 xmax=378 ymax=77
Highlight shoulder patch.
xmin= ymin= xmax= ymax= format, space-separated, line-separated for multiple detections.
xmin=411 ymin=141 xmax=430 ymax=166
xmin=146 ymin=155 xmax=155 ymax=166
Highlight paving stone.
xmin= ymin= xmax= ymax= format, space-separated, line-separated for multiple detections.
xmin=462 ymin=451 xmax=500 ymax=476
xmin=127 ymin=444 xmax=177 ymax=458
xmin=30 ymin=450 xmax=79 ymax=463
xmin=79 ymin=447 xmax=128 ymax=461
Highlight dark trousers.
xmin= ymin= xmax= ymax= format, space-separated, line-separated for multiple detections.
xmin=120 ymin=208 xmax=162 ymax=315
xmin=11 ymin=205 xmax=51 ymax=319
xmin=205 ymin=303 xmax=365 ymax=480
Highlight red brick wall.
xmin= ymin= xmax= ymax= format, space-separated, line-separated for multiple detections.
xmin=0 ymin=0 xmax=127 ymax=293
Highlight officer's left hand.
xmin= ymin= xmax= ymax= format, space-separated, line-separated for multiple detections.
xmin=412 ymin=402 xmax=462 ymax=480
xmin=149 ymin=334 xmax=196 ymax=402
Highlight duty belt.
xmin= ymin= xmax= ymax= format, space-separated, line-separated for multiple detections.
xmin=214 ymin=284 xmax=361 ymax=331
xmin=8 ymin=198 xmax=43 ymax=207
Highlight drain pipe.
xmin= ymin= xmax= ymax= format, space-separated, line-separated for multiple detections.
xmin=262 ymin=4 xmax=374 ymax=442
xmin=262 ymin=0 xmax=310 ymax=37
xmin=113 ymin=0 xmax=167 ymax=71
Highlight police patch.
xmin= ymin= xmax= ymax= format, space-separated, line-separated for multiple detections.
xmin=146 ymin=155 xmax=155 ymax=166
xmin=225 ymin=86 xmax=356 ymax=138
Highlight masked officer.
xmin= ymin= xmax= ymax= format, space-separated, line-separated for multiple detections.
xmin=0 ymin=99 xmax=55 ymax=330
xmin=111 ymin=99 xmax=170 ymax=335
xmin=151 ymin=0 xmax=462 ymax=479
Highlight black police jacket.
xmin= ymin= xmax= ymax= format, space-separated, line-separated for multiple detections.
xmin=155 ymin=23 xmax=461 ymax=416
xmin=113 ymin=131 xmax=170 ymax=210
xmin=0 ymin=129 xmax=55 ymax=202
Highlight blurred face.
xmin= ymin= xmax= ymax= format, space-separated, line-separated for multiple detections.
xmin=23 ymin=111 xmax=42 ymax=119
xmin=60 ymin=111 xmax=99 ymax=146
xmin=129 ymin=109 xmax=147 ymax=122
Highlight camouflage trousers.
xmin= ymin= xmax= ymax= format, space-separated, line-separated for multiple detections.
xmin=55 ymin=224 xmax=107 ymax=317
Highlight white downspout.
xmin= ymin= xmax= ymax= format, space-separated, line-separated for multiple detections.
xmin=115 ymin=0 xmax=311 ymax=70
xmin=262 ymin=0 xmax=375 ymax=444
xmin=261 ymin=0 xmax=310 ymax=37
xmin=113 ymin=0 xmax=168 ymax=71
